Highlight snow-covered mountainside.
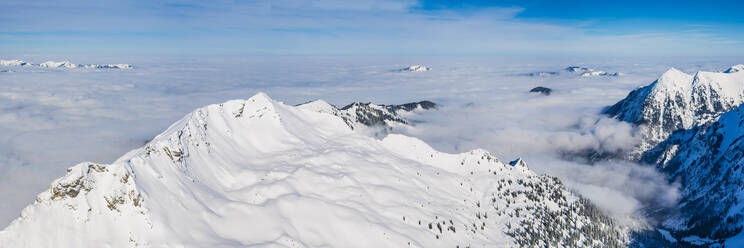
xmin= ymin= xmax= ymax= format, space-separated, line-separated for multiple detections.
xmin=0 ymin=93 xmax=626 ymax=247
xmin=641 ymin=103 xmax=744 ymax=247
xmin=604 ymin=66 xmax=744 ymax=154
xmin=399 ymin=65 xmax=431 ymax=72
xmin=0 ymin=59 xmax=132 ymax=69
xmin=297 ymin=99 xmax=436 ymax=135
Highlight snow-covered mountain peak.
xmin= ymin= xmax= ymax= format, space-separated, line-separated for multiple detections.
xmin=724 ymin=64 xmax=744 ymax=73
xmin=1 ymin=93 xmax=625 ymax=247
xmin=0 ymin=59 xmax=30 ymax=67
xmin=606 ymin=66 xmax=744 ymax=156
xmin=40 ymin=61 xmax=78 ymax=68
xmin=656 ymin=68 xmax=692 ymax=88
xmin=565 ymin=66 xmax=621 ymax=77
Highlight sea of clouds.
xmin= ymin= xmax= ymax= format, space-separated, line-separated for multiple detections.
xmin=0 ymin=55 xmax=739 ymax=228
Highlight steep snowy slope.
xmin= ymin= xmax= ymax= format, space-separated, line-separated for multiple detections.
xmin=605 ymin=66 xmax=744 ymax=154
xmin=0 ymin=93 xmax=625 ymax=247
xmin=641 ymin=103 xmax=744 ymax=246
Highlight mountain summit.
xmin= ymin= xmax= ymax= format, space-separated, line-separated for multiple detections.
xmin=604 ymin=66 xmax=744 ymax=154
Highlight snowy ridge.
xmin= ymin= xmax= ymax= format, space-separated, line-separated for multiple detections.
xmin=604 ymin=65 xmax=744 ymax=154
xmin=641 ymin=103 xmax=744 ymax=246
xmin=0 ymin=59 xmax=30 ymax=67
xmin=0 ymin=59 xmax=132 ymax=69
xmin=0 ymin=93 xmax=625 ymax=247
xmin=297 ymin=99 xmax=436 ymax=135
xmin=39 ymin=61 xmax=132 ymax=69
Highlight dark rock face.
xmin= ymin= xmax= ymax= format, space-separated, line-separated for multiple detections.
xmin=529 ymin=87 xmax=553 ymax=96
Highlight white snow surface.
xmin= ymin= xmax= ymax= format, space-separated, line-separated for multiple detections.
xmin=0 ymin=92 xmax=616 ymax=247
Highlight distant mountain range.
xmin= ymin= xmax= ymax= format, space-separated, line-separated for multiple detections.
xmin=521 ymin=66 xmax=622 ymax=77
xmin=0 ymin=59 xmax=132 ymax=69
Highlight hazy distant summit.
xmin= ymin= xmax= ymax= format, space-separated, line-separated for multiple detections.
xmin=0 ymin=59 xmax=132 ymax=69
xmin=399 ymin=65 xmax=431 ymax=72
xmin=521 ymin=66 xmax=621 ymax=77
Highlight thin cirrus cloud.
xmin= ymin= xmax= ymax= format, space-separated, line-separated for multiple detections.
xmin=0 ymin=0 xmax=742 ymax=56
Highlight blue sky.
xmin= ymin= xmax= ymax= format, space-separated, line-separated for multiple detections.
xmin=1 ymin=0 xmax=742 ymax=56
